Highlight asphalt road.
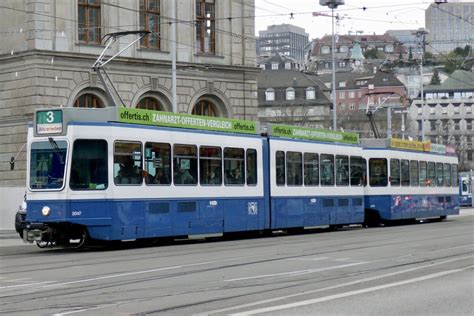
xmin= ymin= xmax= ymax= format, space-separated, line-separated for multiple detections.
xmin=1 ymin=209 xmax=473 ymax=316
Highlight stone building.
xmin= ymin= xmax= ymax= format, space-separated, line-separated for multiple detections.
xmin=256 ymin=24 xmax=309 ymax=65
xmin=0 ymin=0 xmax=258 ymax=228
xmin=257 ymin=54 xmax=331 ymax=129
xmin=409 ymin=70 xmax=474 ymax=171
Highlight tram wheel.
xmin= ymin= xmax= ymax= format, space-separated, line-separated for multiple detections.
xmin=36 ymin=241 xmax=55 ymax=248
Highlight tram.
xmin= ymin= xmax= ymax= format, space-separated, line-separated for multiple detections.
xmin=17 ymin=107 xmax=460 ymax=247
xmin=459 ymin=172 xmax=473 ymax=207
xmin=362 ymin=139 xmax=459 ymax=225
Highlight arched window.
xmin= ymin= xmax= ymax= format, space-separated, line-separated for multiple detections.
xmin=306 ymin=87 xmax=316 ymax=100
xmin=286 ymin=87 xmax=295 ymax=101
xmin=265 ymin=88 xmax=275 ymax=101
xmin=192 ymin=100 xmax=217 ymax=117
xmin=137 ymin=97 xmax=163 ymax=111
xmin=74 ymin=93 xmax=104 ymax=108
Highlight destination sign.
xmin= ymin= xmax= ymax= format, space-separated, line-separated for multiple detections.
xmin=36 ymin=110 xmax=63 ymax=135
xmin=118 ymin=108 xmax=257 ymax=134
xmin=270 ymin=124 xmax=359 ymax=144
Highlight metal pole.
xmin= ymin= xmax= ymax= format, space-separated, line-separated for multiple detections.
xmin=331 ymin=7 xmax=337 ymax=130
xmin=420 ymin=60 xmax=424 ymax=141
xmin=401 ymin=113 xmax=405 ymax=140
xmin=387 ymin=107 xmax=392 ymax=139
xmin=171 ymin=0 xmax=178 ymax=113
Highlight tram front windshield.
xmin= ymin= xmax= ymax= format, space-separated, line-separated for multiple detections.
xmin=29 ymin=140 xmax=67 ymax=190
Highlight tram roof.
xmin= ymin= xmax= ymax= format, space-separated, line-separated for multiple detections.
xmin=33 ymin=107 xmax=259 ymax=137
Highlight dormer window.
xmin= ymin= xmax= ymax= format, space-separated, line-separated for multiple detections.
xmin=265 ymin=88 xmax=275 ymax=101
xmin=286 ymin=87 xmax=295 ymax=100
xmin=321 ymin=46 xmax=330 ymax=54
xmin=339 ymin=81 xmax=346 ymax=88
xmin=306 ymin=87 xmax=316 ymax=100
xmin=271 ymin=63 xmax=279 ymax=70
xmin=285 ymin=62 xmax=291 ymax=69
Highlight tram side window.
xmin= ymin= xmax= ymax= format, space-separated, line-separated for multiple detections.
xmin=246 ymin=149 xmax=257 ymax=186
xmin=70 ymin=139 xmax=108 ymax=190
xmin=410 ymin=160 xmax=419 ymax=186
xmin=436 ymin=162 xmax=444 ymax=187
xmin=304 ymin=153 xmax=319 ymax=186
xmin=369 ymin=158 xmax=387 ymax=187
xmin=401 ymin=159 xmax=410 ymax=186
xmin=144 ymin=142 xmax=171 ymax=185
xmin=287 ymin=152 xmax=302 ymax=186
xmin=224 ymin=147 xmax=245 ymax=185
xmin=320 ymin=154 xmax=335 ymax=186
xmin=200 ymin=146 xmax=222 ymax=186
xmin=419 ymin=161 xmax=427 ymax=187
xmin=350 ymin=156 xmax=365 ymax=186
xmin=173 ymin=144 xmax=198 ymax=185
xmin=114 ymin=141 xmax=143 ymax=185
xmin=444 ymin=163 xmax=451 ymax=187
xmin=427 ymin=162 xmax=436 ymax=187
xmin=276 ymin=151 xmax=285 ymax=186
xmin=390 ymin=159 xmax=400 ymax=186
xmin=336 ymin=155 xmax=349 ymax=186
xmin=451 ymin=164 xmax=458 ymax=187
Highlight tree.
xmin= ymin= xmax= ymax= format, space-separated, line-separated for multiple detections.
xmin=430 ymin=69 xmax=441 ymax=85
xmin=363 ymin=48 xmax=384 ymax=60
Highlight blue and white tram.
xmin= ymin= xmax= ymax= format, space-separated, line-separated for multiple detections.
xmin=362 ymin=139 xmax=459 ymax=224
xmin=268 ymin=134 xmax=365 ymax=229
xmin=24 ymin=108 xmax=268 ymax=246
xmin=459 ymin=173 xmax=472 ymax=207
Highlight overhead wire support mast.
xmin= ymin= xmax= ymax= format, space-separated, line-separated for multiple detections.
xmin=92 ymin=31 xmax=150 ymax=107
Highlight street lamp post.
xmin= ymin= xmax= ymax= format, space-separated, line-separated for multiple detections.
xmin=319 ymin=0 xmax=344 ymax=130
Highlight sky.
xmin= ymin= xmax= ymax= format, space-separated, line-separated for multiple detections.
xmin=254 ymin=0 xmax=437 ymax=39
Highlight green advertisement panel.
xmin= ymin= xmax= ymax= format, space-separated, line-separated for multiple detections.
xmin=36 ymin=110 xmax=63 ymax=135
xmin=271 ymin=124 xmax=359 ymax=144
xmin=118 ymin=108 xmax=257 ymax=134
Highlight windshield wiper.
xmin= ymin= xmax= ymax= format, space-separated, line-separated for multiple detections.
xmin=48 ymin=137 xmax=64 ymax=164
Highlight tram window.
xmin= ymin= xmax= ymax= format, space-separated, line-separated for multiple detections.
xmin=369 ymin=158 xmax=387 ymax=187
xmin=144 ymin=142 xmax=171 ymax=185
xmin=410 ymin=160 xmax=419 ymax=186
xmin=451 ymin=164 xmax=458 ymax=187
xmin=401 ymin=159 xmax=410 ymax=186
xmin=276 ymin=151 xmax=285 ymax=186
xmin=200 ymin=146 xmax=222 ymax=186
xmin=304 ymin=153 xmax=319 ymax=186
xmin=114 ymin=141 xmax=143 ymax=185
xmin=419 ymin=161 xmax=427 ymax=187
xmin=30 ymin=140 xmax=67 ymax=190
xmin=427 ymin=162 xmax=436 ymax=187
xmin=336 ymin=155 xmax=349 ymax=186
xmin=444 ymin=163 xmax=451 ymax=187
xmin=173 ymin=144 xmax=197 ymax=185
xmin=70 ymin=139 xmax=108 ymax=190
xmin=224 ymin=147 xmax=245 ymax=185
xmin=436 ymin=162 xmax=444 ymax=187
xmin=350 ymin=156 xmax=364 ymax=186
xmin=320 ymin=154 xmax=335 ymax=186
xmin=286 ymin=152 xmax=302 ymax=186
xmin=246 ymin=149 xmax=257 ymax=186
xmin=390 ymin=159 xmax=400 ymax=186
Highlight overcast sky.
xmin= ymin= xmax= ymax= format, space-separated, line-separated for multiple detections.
xmin=254 ymin=0 xmax=436 ymax=39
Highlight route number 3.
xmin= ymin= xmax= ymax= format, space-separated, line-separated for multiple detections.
xmin=46 ymin=111 xmax=55 ymax=123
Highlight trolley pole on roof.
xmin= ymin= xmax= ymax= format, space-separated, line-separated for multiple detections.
xmin=92 ymin=31 xmax=150 ymax=107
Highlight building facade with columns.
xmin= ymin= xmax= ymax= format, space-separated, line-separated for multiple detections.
xmin=0 ymin=0 xmax=258 ymax=228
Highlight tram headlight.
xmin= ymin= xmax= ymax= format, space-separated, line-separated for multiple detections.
xmin=41 ymin=206 xmax=51 ymax=216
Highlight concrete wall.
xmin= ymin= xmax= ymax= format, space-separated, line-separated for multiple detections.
xmin=0 ymin=186 xmax=24 ymax=230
